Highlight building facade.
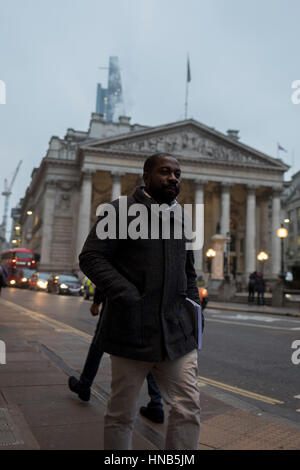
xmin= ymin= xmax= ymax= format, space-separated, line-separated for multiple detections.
xmin=283 ymin=171 xmax=300 ymax=283
xmin=19 ymin=112 xmax=288 ymax=281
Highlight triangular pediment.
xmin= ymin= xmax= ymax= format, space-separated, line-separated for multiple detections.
xmin=82 ymin=120 xmax=288 ymax=171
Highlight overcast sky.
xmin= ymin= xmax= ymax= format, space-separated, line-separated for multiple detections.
xmin=1 ymin=0 xmax=300 ymax=236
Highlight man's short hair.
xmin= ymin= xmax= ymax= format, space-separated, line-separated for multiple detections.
xmin=143 ymin=153 xmax=174 ymax=174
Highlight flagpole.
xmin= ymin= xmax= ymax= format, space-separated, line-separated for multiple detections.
xmin=185 ymin=80 xmax=189 ymax=119
xmin=185 ymin=54 xmax=191 ymax=120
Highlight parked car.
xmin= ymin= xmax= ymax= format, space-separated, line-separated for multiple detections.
xmin=29 ymin=272 xmax=51 ymax=291
xmin=47 ymin=273 xmax=83 ymax=295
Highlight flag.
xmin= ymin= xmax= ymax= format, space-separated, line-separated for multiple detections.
xmin=187 ymin=56 xmax=191 ymax=83
xmin=277 ymin=142 xmax=287 ymax=152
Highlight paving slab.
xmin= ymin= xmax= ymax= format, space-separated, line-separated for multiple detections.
xmin=0 ymin=361 xmax=57 ymax=373
xmin=200 ymin=393 xmax=234 ymax=422
xmin=1 ymin=384 xmax=70 ymax=405
xmin=31 ymin=421 xmax=104 ymax=450
xmin=5 ymin=352 xmax=49 ymax=362
xmin=19 ymin=399 xmax=109 ymax=428
xmin=0 ymin=391 xmax=7 ymax=406
xmin=0 ymin=404 xmax=40 ymax=450
xmin=0 ymin=371 xmax=68 ymax=387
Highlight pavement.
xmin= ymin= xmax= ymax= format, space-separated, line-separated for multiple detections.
xmin=1 ymin=295 xmax=300 ymax=451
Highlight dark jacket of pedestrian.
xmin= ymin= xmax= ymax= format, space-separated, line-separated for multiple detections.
xmin=79 ymin=186 xmax=201 ymax=363
xmin=248 ymin=271 xmax=257 ymax=292
xmin=255 ymin=273 xmax=265 ymax=293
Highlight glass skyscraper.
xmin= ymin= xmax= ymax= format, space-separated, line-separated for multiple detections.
xmin=96 ymin=56 xmax=124 ymax=122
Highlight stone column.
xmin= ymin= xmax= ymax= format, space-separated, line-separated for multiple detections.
xmin=194 ymin=180 xmax=204 ymax=275
xmin=211 ymin=185 xmax=221 ymax=235
xmin=111 ymin=172 xmax=123 ymax=201
xmin=76 ymin=170 xmax=93 ymax=257
xmin=220 ymin=183 xmax=231 ymax=237
xmin=245 ymin=186 xmax=257 ymax=275
xmin=259 ymin=195 xmax=268 ymax=251
xmin=256 ymin=194 xmax=269 ymax=273
xmin=271 ymin=189 xmax=282 ymax=277
xmin=236 ymin=232 xmax=242 ymax=273
xmin=40 ymin=181 xmax=56 ymax=266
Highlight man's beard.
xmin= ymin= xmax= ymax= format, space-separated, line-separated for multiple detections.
xmin=148 ymin=184 xmax=180 ymax=204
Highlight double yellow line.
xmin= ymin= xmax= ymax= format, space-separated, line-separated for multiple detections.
xmin=198 ymin=376 xmax=284 ymax=405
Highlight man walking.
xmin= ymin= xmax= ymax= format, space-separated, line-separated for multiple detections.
xmin=79 ymin=153 xmax=201 ymax=450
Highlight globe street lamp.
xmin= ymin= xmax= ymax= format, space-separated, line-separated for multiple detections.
xmin=277 ymin=226 xmax=288 ymax=279
xmin=257 ymin=251 xmax=269 ymax=274
xmin=206 ymin=248 xmax=216 ymax=279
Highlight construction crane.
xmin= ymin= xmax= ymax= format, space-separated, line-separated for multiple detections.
xmin=1 ymin=160 xmax=22 ymax=241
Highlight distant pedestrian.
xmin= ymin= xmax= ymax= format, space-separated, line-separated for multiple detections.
xmin=255 ymin=273 xmax=266 ymax=306
xmin=0 ymin=264 xmax=8 ymax=296
xmin=248 ymin=271 xmax=257 ymax=304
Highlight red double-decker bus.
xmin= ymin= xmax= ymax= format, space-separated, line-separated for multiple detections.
xmin=0 ymin=248 xmax=37 ymax=287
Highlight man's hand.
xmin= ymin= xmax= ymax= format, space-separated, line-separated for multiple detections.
xmin=90 ymin=303 xmax=100 ymax=316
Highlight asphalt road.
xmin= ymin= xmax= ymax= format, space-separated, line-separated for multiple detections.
xmin=2 ymin=287 xmax=300 ymax=425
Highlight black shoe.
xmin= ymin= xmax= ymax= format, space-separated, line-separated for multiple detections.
xmin=68 ymin=376 xmax=91 ymax=402
xmin=140 ymin=406 xmax=164 ymax=424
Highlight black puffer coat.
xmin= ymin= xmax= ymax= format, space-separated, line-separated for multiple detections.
xmin=79 ymin=186 xmax=201 ymax=362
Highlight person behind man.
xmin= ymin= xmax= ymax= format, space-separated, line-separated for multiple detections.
xmin=79 ymin=153 xmax=201 ymax=450
xmin=68 ymin=287 xmax=165 ymax=422
xmin=68 ymin=287 xmax=105 ymax=401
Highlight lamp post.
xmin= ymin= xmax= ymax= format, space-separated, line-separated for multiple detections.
xmin=277 ymin=226 xmax=288 ymax=280
xmin=206 ymin=248 xmax=216 ymax=279
xmin=257 ymin=251 xmax=269 ymax=274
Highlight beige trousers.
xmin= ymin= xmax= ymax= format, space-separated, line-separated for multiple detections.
xmin=104 ymin=349 xmax=200 ymax=450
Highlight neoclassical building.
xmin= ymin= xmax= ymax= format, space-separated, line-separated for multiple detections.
xmin=19 ymin=112 xmax=288 ymax=281
xmin=283 ymin=171 xmax=300 ymax=283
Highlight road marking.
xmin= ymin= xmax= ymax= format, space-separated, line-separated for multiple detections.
xmin=198 ymin=376 xmax=284 ymax=405
xmin=294 ymin=395 xmax=300 ymax=399
xmin=206 ymin=318 xmax=294 ymax=331
xmin=212 ymin=314 xmax=282 ymax=323
xmin=208 ymin=309 xmax=300 ymax=323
